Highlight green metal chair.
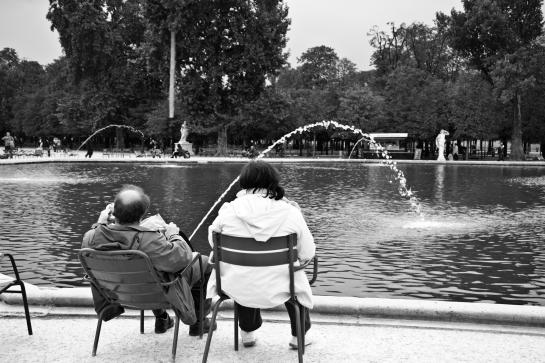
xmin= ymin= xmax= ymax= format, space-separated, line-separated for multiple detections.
xmin=202 ymin=232 xmax=318 ymax=363
xmin=78 ymin=248 xmax=204 ymax=361
xmin=0 ymin=252 xmax=32 ymax=335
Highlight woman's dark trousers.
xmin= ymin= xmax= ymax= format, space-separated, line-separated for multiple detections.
xmin=235 ymin=301 xmax=311 ymax=336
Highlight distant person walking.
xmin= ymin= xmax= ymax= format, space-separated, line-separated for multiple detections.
xmin=43 ymin=137 xmax=51 ymax=157
xmin=85 ymin=142 xmax=94 ymax=158
xmin=498 ymin=144 xmax=505 ymax=161
xmin=53 ymin=137 xmax=61 ymax=152
xmin=453 ymin=142 xmax=459 ymax=161
xmin=2 ymin=131 xmax=15 ymax=158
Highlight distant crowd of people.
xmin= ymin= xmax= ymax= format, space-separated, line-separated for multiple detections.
xmin=440 ymin=140 xmax=506 ymax=161
xmin=1 ymin=131 xmax=80 ymax=158
xmin=0 ymin=132 xmax=193 ymax=159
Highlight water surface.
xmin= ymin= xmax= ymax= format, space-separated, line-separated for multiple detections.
xmin=1 ymin=162 xmax=545 ymax=305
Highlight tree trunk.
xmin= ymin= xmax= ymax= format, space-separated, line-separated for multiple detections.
xmin=215 ymin=125 xmax=228 ymax=156
xmin=510 ymin=93 xmax=524 ymax=161
xmin=115 ymin=127 xmax=125 ymax=149
xmin=169 ymin=30 xmax=176 ymax=119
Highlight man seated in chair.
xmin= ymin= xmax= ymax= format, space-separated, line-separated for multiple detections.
xmin=207 ymin=160 xmax=316 ymax=349
xmin=82 ymin=185 xmax=215 ymax=336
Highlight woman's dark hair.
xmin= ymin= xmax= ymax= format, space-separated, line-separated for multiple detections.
xmin=239 ymin=160 xmax=285 ymax=200
xmin=113 ymin=185 xmax=150 ymax=224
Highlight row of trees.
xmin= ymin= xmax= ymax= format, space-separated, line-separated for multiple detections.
xmin=271 ymin=1 xmax=545 ymax=160
xmin=0 ymin=0 xmax=544 ymax=159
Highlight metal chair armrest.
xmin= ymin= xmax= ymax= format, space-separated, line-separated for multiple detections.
xmin=294 ymin=258 xmax=312 ymax=271
xmin=2 ymin=253 xmax=23 ymax=282
xmin=294 ymin=256 xmax=318 ymax=285
xmin=161 ymin=253 xmax=202 ymax=287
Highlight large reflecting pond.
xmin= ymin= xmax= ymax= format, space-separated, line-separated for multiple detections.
xmin=1 ymin=161 xmax=545 ymax=305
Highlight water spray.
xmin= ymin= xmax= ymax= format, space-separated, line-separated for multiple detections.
xmin=76 ymin=124 xmax=145 ymax=151
xmin=188 ymin=120 xmax=422 ymax=241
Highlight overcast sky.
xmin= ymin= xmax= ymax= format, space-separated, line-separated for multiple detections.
xmin=1 ymin=1 xmax=542 ymax=70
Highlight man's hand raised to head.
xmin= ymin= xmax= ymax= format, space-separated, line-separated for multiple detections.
xmin=164 ymin=222 xmax=180 ymax=239
xmin=97 ymin=203 xmax=114 ymax=224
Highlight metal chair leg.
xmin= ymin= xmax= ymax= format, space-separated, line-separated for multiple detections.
xmin=19 ymin=282 xmax=33 ymax=335
xmin=200 ymin=292 xmax=204 ymax=340
xmin=202 ymin=298 xmax=225 ymax=363
xmin=199 ymin=261 xmax=204 ymax=339
xmin=301 ymin=306 xmax=306 ymax=354
xmin=92 ymin=317 xmax=103 ymax=357
xmin=171 ymin=313 xmax=181 ymax=361
xmin=294 ymin=304 xmax=303 ymax=363
xmin=234 ymin=304 xmax=239 ymax=351
xmin=140 ymin=310 xmax=144 ymax=334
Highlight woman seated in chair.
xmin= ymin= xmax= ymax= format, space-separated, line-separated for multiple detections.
xmin=207 ymin=160 xmax=316 ymax=349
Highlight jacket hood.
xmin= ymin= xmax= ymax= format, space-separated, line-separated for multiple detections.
xmin=87 ymin=223 xmax=151 ymax=250
xmin=230 ymin=189 xmax=291 ymax=241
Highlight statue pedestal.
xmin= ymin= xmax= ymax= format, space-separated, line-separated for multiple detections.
xmin=177 ymin=141 xmax=194 ymax=155
xmin=437 ymin=148 xmax=446 ymax=161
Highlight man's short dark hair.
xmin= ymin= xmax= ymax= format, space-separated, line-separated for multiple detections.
xmin=113 ymin=185 xmax=150 ymax=224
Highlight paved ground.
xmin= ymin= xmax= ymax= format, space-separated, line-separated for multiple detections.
xmin=2 ymin=304 xmax=545 ymax=363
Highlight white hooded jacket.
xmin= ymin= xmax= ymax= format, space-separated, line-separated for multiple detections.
xmin=207 ymin=189 xmax=315 ymax=308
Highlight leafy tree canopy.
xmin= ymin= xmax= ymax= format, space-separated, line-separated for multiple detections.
xmin=297 ymin=45 xmax=339 ymax=89
xmin=445 ymin=0 xmax=543 ymax=81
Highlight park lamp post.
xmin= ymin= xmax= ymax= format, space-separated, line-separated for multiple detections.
xmin=169 ymin=29 xmax=176 ymax=120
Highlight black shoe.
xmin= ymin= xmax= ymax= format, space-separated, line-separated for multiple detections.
xmin=155 ymin=314 xmax=174 ymax=334
xmin=100 ymin=304 xmax=125 ymax=322
xmin=189 ymin=318 xmax=217 ymax=336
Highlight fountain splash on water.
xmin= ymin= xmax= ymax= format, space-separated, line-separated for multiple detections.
xmin=76 ymin=124 xmax=145 ymax=151
xmin=188 ymin=120 xmax=422 ymax=241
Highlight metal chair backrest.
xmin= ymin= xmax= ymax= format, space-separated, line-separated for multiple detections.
xmin=78 ymin=248 xmax=170 ymax=311
xmin=212 ymin=232 xmax=299 ymax=299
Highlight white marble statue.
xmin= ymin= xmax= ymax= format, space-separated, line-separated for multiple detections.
xmin=179 ymin=121 xmax=189 ymax=144
xmin=435 ymin=129 xmax=449 ymax=161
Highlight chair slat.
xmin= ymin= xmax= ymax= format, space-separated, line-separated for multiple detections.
xmin=90 ymin=270 xmax=157 ymax=284
xmin=121 ymin=301 xmax=172 ymax=311
xmin=96 ymin=280 xmax=164 ymax=295
xmin=114 ymin=292 xmax=170 ymax=305
xmin=219 ymin=233 xmax=297 ymax=251
xmin=220 ymin=248 xmax=296 ymax=267
xmin=83 ymin=257 xmax=150 ymax=273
